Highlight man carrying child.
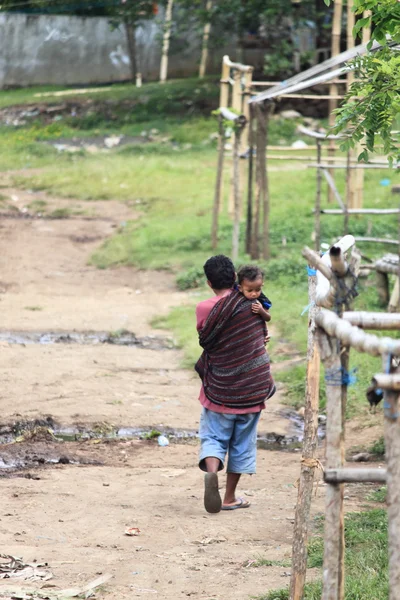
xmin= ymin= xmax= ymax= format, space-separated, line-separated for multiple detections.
xmin=195 ymin=255 xmax=275 ymax=513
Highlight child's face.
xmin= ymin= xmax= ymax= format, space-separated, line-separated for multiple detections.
xmin=238 ymin=277 xmax=263 ymax=300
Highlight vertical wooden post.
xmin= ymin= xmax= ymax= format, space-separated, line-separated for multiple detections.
xmin=382 ymin=355 xmax=400 ymax=600
xmin=232 ymin=120 xmax=244 ymax=261
xmin=290 ymin=272 xmax=320 ymax=600
xmin=315 ymin=140 xmax=322 ymax=252
xmin=199 ymin=0 xmax=213 ymax=79
xmin=262 ymin=105 xmax=271 ymax=261
xmin=252 ymin=102 xmax=269 ymax=260
xmin=344 ymin=150 xmax=350 ymax=235
xmin=320 ymin=333 xmax=343 ymax=600
xmin=211 ymin=115 xmax=225 ymax=250
xmin=338 ymin=345 xmax=349 ymax=600
xmin=246 ymin=106 xmax=254 ymax=255
xmin=229 ymin=70 xmax=243 ymax=217
xmin=219 ymin=57 xmax=230 ymax=109
xmin=328 ymin=0 xmax=342 ymax=203
xmin=362 ymin=10 xmax=372 ymax=44
xmin=159 ymin=0 xmax=174 ymax=84
xmin=346 ymin=0 xmax=357 ymax=209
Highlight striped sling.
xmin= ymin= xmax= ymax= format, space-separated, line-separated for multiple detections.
xmin=195 ymin=290 xmax=276 ymax=409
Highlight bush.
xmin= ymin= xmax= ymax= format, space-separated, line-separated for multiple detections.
xmin=176 ymin=266 xmax=205 ymax=291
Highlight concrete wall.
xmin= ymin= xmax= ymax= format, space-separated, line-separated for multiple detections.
xmin=0 ymin=12 xmax=231 ymax=88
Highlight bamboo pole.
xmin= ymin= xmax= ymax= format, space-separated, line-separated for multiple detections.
xmin=321 ymin=209 xmax=400 ymax=215
xmin=315 ymin=310 xmax=400 ymax=356
xmin=377 ymin=271 xmax=390 ymax=306
xmin=325 ymin=468 xmax=387 ymax=483
xmin=199 ymin=0 xmax=213 ymax=79
xmin=373 ymin=374 xmax=400 ymax=391
xmin=251 ymin=104 xmax=262 ymax=258
xmin=232 ymin=119 xmax=245 ymax=261
xmin=159 ymin=0 xmax=174 ymax=84
xmin=290 ymin=272 xmax=320 ymax=600
xmin=328 ymin=0 xmax=343 ymax=203
xmin=389 ymin=277 xmax=400 ymax=313
xmin=382 ymin=357 xmax=400 ymax=600
xmin=315 ymin=140 xmax=322 ymax=252
xmin=343 ymin=311 xmax=400 ymax=330
xmin=346 ymin=0 xmax=357 ymax=210
xmin=228 ymin=70 xmax=243 ymax=217
xmin=219 ymin=57 xmax=230 ymax=109
xmin=262 ymin=105 xmax=271 ymax=261
xmin=344 ymin=150 xmax=350 ymax=235
xmin=211 ymin=115 xmax=225 ymax=250
xmin=246 ymin=106 xmax=254 ymax=254
xmin=362 ymin=10 xmax=372 ymax=45
xmin=355 ymin=237 xmax=399 ymax=246
xmin=319 ymin=329 xmax=343 ymax=600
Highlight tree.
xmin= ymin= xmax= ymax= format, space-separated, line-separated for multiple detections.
xmin=325 ymin=0 xmax=400 ymax=162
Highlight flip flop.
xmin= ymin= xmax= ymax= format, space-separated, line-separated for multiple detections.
xmin=221 ymin=497 xmax=251 ymax=511
xmin=204 ymin=472 xmax=222 ymax=513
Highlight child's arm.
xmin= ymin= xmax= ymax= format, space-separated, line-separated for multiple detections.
xmin=252 ymin=300 xmax=271 ymax=322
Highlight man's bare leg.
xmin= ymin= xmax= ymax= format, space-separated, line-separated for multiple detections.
xmin=205 ymin=457 xmax=220 ymax=473
xmin=223 ymin=473 xmax=241 ymax=505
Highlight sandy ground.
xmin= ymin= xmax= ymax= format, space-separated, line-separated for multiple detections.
xmin=0 ymin=186 xmax=383 ymax=600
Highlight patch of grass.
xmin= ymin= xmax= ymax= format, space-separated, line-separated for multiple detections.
xmin=24 ymin=305 xmax=43 ymax=311
xmin=49 ymin=207 xmax=72 ymax=218
xmin=176 ymin=266 xmax=206 ymax=291
xmin=143 ymin=429 xmax=162 ymax=440
xmin=370 ymin=436 xmax=385 ymax=457
xmin=367 ymin=486 xmax=387 ymax=503
xmin=251 ymin=558 xmax=291 ymax=568
xmin=256 ymin=509 xmax=388 ymax=600
xmin=27 ymin=199 xmax=47 ymax=211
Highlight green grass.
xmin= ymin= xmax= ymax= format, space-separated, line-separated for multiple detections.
xmin=257 ymin=509 xmax=388 ymax=600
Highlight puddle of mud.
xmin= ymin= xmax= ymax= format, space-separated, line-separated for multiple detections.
xmin=0 ymin=412 xmax=325 ymax=452
xmin=0 ymin=330 xmax=174 ymax=351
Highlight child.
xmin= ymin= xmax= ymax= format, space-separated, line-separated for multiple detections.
xmin=236 ymin=264 xmax=272 ymax=323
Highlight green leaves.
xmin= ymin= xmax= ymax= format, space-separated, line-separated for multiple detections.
xmin=328 ymin=0 xmax=400 ymax=163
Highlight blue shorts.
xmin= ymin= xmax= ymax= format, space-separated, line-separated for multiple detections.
xmin=198 ymin=408 xmax=261 ymax=474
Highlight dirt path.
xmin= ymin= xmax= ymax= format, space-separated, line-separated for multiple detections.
xmin=0 ymin=189 xmax=372 ymax=600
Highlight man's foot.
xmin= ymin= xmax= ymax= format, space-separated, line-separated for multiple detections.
xmin=221 ymin=497 xmax=251 ymax=511
xmin=204 ymin=473 xmax=222 ymax=513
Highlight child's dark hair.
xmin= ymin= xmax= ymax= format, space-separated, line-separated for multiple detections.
xmin=237 ymin=264 xmax=264 ymax=285
xmin=203 ymin=255 xmax=235 ymax=289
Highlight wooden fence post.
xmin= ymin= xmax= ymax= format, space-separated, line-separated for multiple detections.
xmin=219 ymin=57 xmax=230 ymax=109
xmin=252 ymin=102 xmax=269 ymax=260
xmin=211 ymin=115 xmax=225 ymax=250
xmin=328 ymin=0 xmax=342 ymax=203
xmin=246 ymin=106 xmax=254 ymax=255
xmin=383 ymin=356 xmax=400 ymax=600
xmin=319 ymin=331 xmax=343 ymax=600
xmin=315 ymin=140 xmax=322 ymax=252
xmin=290 ymin=270 xmax=321 ymax=600
xmin=232 ymin=118 xmax=245 ymax=260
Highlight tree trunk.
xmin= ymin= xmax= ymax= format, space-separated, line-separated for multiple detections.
xmin=160 ymin=0 xmax=174 ymax=84
xmin=125 ymin=22 xmax=137 ymax=83
xmin=199 ymin=0 xmax=213 ymax=78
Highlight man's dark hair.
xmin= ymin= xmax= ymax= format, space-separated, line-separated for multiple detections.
xmin=203 ymin=255 xmax=235 ymax=290
xmin=237 ymin=264 xmax=264 ymax=285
